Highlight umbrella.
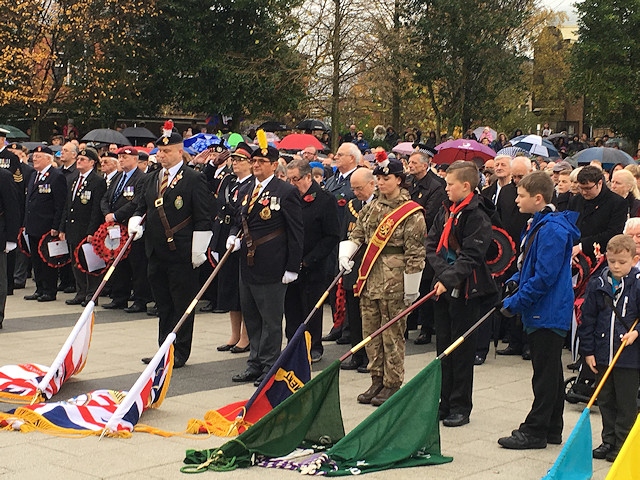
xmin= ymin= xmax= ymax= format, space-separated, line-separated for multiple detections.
xmin=571 ymin=147 xmax=635 ymax=168
xmin=0 ymin=124 xmax=29 ymax=140
xmin=183 ymin=133 xmax=227 ymax=153
xmin=295 ymin=119 xmax=328 ymax=131
xmin=277 ymin=133 xmax=324 ymax=151
xmin=257 ymin=121 xmax=290 ymax=132
xmin=473 ymin=126 xmax=497 ymax=142
xmin=121 ymin=127 xmax=157 ymax=146
xmin=546 ymin=132 xmax=569 ymax=141
xmin=509 ymin=134 xmax=559 ymax=158
xmin=433 ymin=139 xmax=496 ymax=164
xmin=392 ymin=142 xmax=416 ymax=155
xmin=81 ymin=129 xmax=131 ymax=146
xmin=495 ymin=146 xmax=528 ymax=158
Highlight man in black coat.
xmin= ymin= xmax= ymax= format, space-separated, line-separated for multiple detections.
xmin=100 ymin=146 xmax=150 ymax=312
xmin=59 ymin=148 xmax=107 ymax=306
xmin=0 ymin=166 xmax=21 ymax=328
xmin=227 ymin=145 xmax=304 ymax=385
xmin=284 ymin=159 xmax=340 ymax=362
xmin=129 ymin=131 xmax=212 ymax=368
xmin=568 ymin=165 xmax=627 ymax=263
xmin=57 ymin=142 xmax=80 ymax=293
xmin=24 ymin=146 xmax=68 ymax=302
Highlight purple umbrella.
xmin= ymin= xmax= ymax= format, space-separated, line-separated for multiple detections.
xmin=434 ymin=139 xmax=496 ymax=164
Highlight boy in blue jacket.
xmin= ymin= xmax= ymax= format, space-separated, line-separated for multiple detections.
xmin=497 ymin=171 xmax=580 ymax=449
xmin=578 ymin=234 xmax=640 ymax=462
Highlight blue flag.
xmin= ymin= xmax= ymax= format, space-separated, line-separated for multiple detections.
xmin=542 ymin=408 xmax=593 ymax=480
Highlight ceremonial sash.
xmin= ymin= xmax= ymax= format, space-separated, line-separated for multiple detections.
xmin=353 ymin=200 xmax=422 ymax=297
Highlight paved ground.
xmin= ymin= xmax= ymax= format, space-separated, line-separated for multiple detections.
xmin=0 ymin=282 xmax=614 ymax=479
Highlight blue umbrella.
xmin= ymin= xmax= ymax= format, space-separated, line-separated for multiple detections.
xmin=509 ymin=134 xmax=559 ymax=159
xmin=183 ymin=133 xmax=229 ymax=153
xmin=572 ymin=147 xmax=635 ymax=167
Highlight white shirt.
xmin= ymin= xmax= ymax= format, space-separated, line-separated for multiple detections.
xmin=338 ymin=167 xmax=357 ymax=182
xmin=164 ymin=162 xmax=183 ymax=186
xmin=254 ymin=175 xmax=274 ymax=196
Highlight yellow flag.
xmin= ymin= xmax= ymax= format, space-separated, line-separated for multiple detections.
xmin=605 ymin=413 xmax=640 ymax=479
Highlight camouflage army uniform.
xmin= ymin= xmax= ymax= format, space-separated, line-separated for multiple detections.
xmin=349 ymin=188 xmax=426 ymax=388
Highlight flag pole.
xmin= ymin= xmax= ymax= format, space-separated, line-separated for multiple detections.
xmin=99 ymin=240 xmax=236 ymax=439
xmin=31 ymin=215 xmax=146 ymax=404
xmin=339 ymin=288 xmax=437 ymax=362
xmin=437 ymin=305 xmax=497 ymax=360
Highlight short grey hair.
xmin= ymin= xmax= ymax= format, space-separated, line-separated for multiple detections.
xmin=624 ymin=217 xmax=640 ymax=234
xmin=409 ymin=151 xmax=431 ymax=165
xmin=286 ymin=159 xmax=312 ymax=177
xmin=339 ymin=142 xmax=362 ymax=164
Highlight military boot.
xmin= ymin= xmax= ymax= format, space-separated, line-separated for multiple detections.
xmin=370 ymin=386 xmax=400 ymax=406
xmin=357 ymin=376 xmax=384 ymax=404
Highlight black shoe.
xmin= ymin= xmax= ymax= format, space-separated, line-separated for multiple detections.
xmin=336 ymin=336 xmax=351 ymax=345
xmin=253 ymin=373 xmax=267 ymax=387
xmin=174 ymin=358 xmax=186 ymax=369
xmin=147 ymin=305 xmax=158 ymax=316
xmin=593 ymin=442 xmax=615 ymax=459
xmin=566 ymin=361 xmax=580 ymax=370
xmin=497 ymin=346 xmax=522 ymax=356
xmin=232 ymin=370 xmax=261 ymax=383
xmin=24 ymin=293 xmax=40 ymax=301
xmin=340 ymin=358 xmax=361 ymax=370
xmin=414 ymin=333 xmax=432 ymax=345
xmin=311 ymin=351 xmax=323 ymax=363
xmin=357 ymin=365 xmax=370 ymax=374
xmin=443 ymin=413 xmax=470 ymax=427
xmin=217 ymin=343 xmax=236 ymax=352
xmin=522 ymin=347 xmax=531 ymax=360
xmin=63 ymin=286 xmax=77 ymax=294
xmin=37 ymin=294 xmax=56 ymax=302
xmin=81 ymin=300 xmax=91 ymax=307
xmin=141 ymin=357 xmax=152 ymax=365
xmin=474 ymin=355 xmax=486 ymax=366
xmin=322 ymin=331 xmax=341 ymax=342
xmin=13 ymin=283 xmax=25 ymax=290
xmin=498 ymin=430 xmax=546 ymax=449
xmin=212 ymin=309 xmax=229 ymax=314
xmin=547 ymin=433 xmax=562 ymax=445
xmin=102 ymin=301 xmax=126 ymax=310
xmin=65 ymin=297 xmax=84 ymax=305
xmin=230 ymin=344 xmax=250 ymax=353
xmin=199 ymin=302 xmax=214 ymax=312
xmin=124 ymin=303 xmax=146 ymax=313
xmin=57 ymin=284 xmax=65 ymax=292
xmin=439 ymin=410 xmax=449 ymax=421
xmin=605 ymin=448 xmax=619 ymax=462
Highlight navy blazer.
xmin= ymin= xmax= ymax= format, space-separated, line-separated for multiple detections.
xmin=24 ymin=166 xmax=68 ymax=239
xmin=60 ymin=169 xmax=107 ymax=245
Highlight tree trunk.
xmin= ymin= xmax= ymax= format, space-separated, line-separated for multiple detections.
xmin=330 ymin=0 xmax=342 ymax=153
xmin=390 ymin=0 xmax=401 ymax=133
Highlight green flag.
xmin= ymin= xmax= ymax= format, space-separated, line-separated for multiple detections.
xmin=323 ymin=358 xmax=452 ymax=476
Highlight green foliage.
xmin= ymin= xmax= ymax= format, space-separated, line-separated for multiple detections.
xmin=569 ymin=0 xmax=640 ymax=144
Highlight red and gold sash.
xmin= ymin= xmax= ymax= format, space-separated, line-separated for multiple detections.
xmin=353 ymin=200 xmax=423 ymax=297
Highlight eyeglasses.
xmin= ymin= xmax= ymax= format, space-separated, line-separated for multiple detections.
xmin=250 ymin=158 xmax=272 ymax=164
xmin=578 ymin=182 xmax=599 ymax=192
xmin=288 ymin=176 xmax=302 ymax=183
xmin=231 ymin=157 xmax=249 ymax=163
xmin=334 ymin=153 xmax=352 ymax=158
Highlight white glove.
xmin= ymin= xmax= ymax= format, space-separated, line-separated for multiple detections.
xmin=211 ymin=251 xmax=219 ymax=263
xmin=338 ymin=240 xmax=358 ymax=274
xmin=127 ymin=216 xmax=144 ymax=241
xmin=404 ymin=271 xmax=423 ymax=306
xmin=282 ymin=271 xmax=298 ymax=284
xmin=191 ymin=231 xmax=212 ymax=268
xmin=226 ymin=235 xmax=241 ymax=252
xmin=4 ymin=242 xmax=17 ymax=253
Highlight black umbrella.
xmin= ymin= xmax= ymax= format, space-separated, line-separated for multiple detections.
xmin=0 ymin=124 xmax=29 ymax=140
xmin=257 ymin=121 xmax=290 ymax=132
xmin=295 ymin=119 xmax=328 ymax=131
xmin=81 ymin=129 xmax=131 ymax=146
xmin=121 ymin=127 xmax=157 ymax=146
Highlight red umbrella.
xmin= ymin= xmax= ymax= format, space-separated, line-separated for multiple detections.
xmin=277 ymin=133 xmax=325 ymax=151
xmin=433 ymin=139 xmax=495 ymax=164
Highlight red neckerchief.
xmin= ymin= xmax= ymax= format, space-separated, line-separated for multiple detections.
xmin=436 ymin=192 xmax=474 ymax=253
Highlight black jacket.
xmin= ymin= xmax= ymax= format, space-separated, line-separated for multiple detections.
xmin=0 ymin=168 xmax=20 ymax=247
xmin=324 ymin=168 xmax=357 ymax=232
xmin=24 ymin=167 xmax=68 ymax=239
xmin=60 ymin=169 xmax=107 ymax=245
xmin=101 ymin=168 xmax=146 ymax=223
xmin=408 ymin=169 xmax=447 ymax=229
xmin=212 ymin=173 xmax=253 ymax=253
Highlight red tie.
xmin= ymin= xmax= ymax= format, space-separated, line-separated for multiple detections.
xmin=159 ymin=169 xmax=169 ymax=196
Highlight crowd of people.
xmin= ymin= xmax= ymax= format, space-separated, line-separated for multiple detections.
xmin=0 ymin=121 xmax=638 ymax=464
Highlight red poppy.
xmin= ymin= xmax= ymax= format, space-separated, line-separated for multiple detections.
xmin=337 ymin=198 xmax=347 ymax=206
xmin=303 ymin=194 xmax=315 ymax=202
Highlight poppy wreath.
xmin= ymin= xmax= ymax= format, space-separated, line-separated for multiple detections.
xmin=74 ymin=237 xmax=109 ymax=276
xmin=37 ymin=232 xmax=71 ymax=268
xmin=17 ymin=227 xmax=30 ymax=257
xmin=90 ymin=222 xmax=131 ymax=262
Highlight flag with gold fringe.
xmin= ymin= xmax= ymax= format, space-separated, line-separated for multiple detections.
xmin=605 ymin=413 xmax=640 ymax=479
xmin=0 ymin=336 xmax=173 ymax=437
xmin=186 ymin=325 xmax=312 ymax=436
xmin=0 ymin=302 xmax=95 ymax=404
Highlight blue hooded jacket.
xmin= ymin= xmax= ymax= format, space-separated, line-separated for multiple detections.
xmin=503 ymin=209 xmax=580 ymax=331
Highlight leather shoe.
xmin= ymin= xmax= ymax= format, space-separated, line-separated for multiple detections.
xmin=24 ymin=293 xmax=40 ymax=301
xmin=63 ymin=286 xmax=77 ymax=294
xmin=443 ymin=413 xmax=470 ymax=427
xmin=321 ymin=331 xmax=341 ymax=342
xmin=414 ymin=333 xmax=431 ymax=345
xmin=511 ymin=430 xmax=562 ymax=445
xmin=141 ymin=357 xmax=152 ymax=365
xmin=147 ymin=305 xmax=158 ymax=316
xmin=474 ymin=355 xmax=486 ymax=366
xmin=13 ymin=283 xmax=25 ymax=290
xmin=102 ymin=301 xmax=126 ymax=310
xmin=311 ymin=351 xmax=323 ymax=363
xmin=230 ymin=344 xmax=250 ymax=353
xmin=498 ymin=430 xmax=546 ymax=449
xmin=357 ymin=365 xmax=370 ymax=374
xmin=522 ymin=347 xmax=531 ymax=360
xmin=335 ymin=336 xmax=351 ymax=345
xmin=124 ymin=303 xmax=146 ymax=313
xmin=496 ymin=345 xmax=522 ymax=356
xmin=174 ymin=358 xmax=186 ymax=369
xmin=199 ymin=302 xmax=214 ymax=312
xmin=212 ymin=309 xmax=229 ymax=314
xmin=340 ymin=358 xmax=361 ymax=370
xmin=37 ymin=294 xmax=56 ymax=302
xmin=217 ymin=343 xmax=236 ymax=352
xmin=605 ymin=449 xmax=619 ymax=462
xmin=66 ymin=297 xmax=84 ymax=305
xmin=81 ymin=300 xmax=91 ymax=307
xmin=232 ymin=370 xmax=261 ymax=383
xmin=253 ymin=373 xmax=267 ymax=387
xmin=593 ymin=442 xmax=615 ymax=459
xmin=370 ymin=386 xmax=399 ymax=406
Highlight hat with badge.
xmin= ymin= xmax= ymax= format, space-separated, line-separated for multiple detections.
xmin=31 ymin=145 xmax=54 ymax=155
xmin=78 ymin=147 xmax=99 ymax=162
xmin=252 ymin=129 xmax=279 ymax=162
xmin=155 ymin=120 xmax=183 ymax=146
xmin=413 ymin=142 xmax=437 ymax=157
xmin=138 ymin=151 xmax=149 ymax=161
xmin=208 ymin=140 xmax=228 ymax=154
xmin=231 ymin=142 xmax=253 ymax=160
xmin=116 ymin=146 xmax=139 ymax=156
xmin=8 ymin=142 xmax=22 ymax=150
xmin=373 ymin=158 xmax=405 ymax=178
xmin=102 ymin=152 xmax=118 ymax=159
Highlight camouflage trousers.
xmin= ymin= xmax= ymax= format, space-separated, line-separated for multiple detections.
xmin=359 ymin=297 xmax=407 ymax=388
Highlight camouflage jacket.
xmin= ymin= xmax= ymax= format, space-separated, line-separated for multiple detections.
xmin=349 ymin=188 xmax=426 ymax=300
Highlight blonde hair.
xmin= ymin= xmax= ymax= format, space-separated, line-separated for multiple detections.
xmin=612 ymin=169 xmax=640 ymax=199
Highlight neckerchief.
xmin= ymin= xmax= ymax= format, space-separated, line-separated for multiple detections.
xmin=436 ymin=192 xmax=474 ymax=253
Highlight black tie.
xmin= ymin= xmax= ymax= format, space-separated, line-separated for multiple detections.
xmin=113 ymin=173 xmax=127 ymax=201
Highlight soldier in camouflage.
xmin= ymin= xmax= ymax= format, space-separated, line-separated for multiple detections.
xmin=339 ymin=158 xmax=426 ymax=406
